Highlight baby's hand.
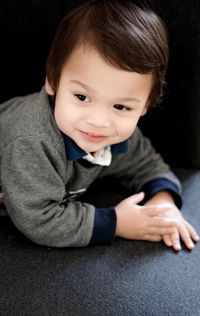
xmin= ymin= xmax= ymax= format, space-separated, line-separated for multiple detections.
xmin=115 ymin=192 xmax=178 ymax=242
xmin=144 ymin=191 xmax=199 ymax=251
xmin=160 ymin=205 xmax=199 ymax=251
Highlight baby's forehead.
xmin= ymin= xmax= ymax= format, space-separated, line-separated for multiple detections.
xmin=61 ymin=43 xmax=105 ymax=68
xmin=59 ymin=46 xmax=153 ymax=105
xmin=62 ymin=41 xmax=123 ymax=74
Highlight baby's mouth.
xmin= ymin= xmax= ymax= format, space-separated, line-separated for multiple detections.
xmin=80 ymin=131 xmax=108 ymax=143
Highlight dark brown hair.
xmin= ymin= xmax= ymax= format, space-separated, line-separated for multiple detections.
xmin=46 ymin=0 xmax=169 ymax=107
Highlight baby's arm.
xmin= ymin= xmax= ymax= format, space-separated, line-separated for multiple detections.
xmin=144 ymin=191 xmax=199 ymax=251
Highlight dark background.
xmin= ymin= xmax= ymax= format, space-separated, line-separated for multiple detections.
xmin=1 ymin=0 xmax=200 ymax=168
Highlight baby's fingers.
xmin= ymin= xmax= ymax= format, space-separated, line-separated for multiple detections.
xmin=184 ymin=220 xmax=199 ymax=242
xmin=151 ymin=216 xmax=177 ymax=228
xmin=163 ymin=221 xmax=199 ymax=251
xmin=163 ymin=233 xmax=182 ymax=251
xmin=144 ymin=234 xmax=162 ymax=242
xmin=163 ymin=234 xmax=173 ymax=247
xmin=149 ymin=226 xmax=176 ymax=236
xmin=170 ymin=230 xmax=182 ymax=251
xmin=178 ymin=221 xmax=198 ymax=250
xmin=143 ymin=204 xmax=173 ymax=217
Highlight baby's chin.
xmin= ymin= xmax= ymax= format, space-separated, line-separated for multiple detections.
xmin=79 ymin=143 xmax=107 ymax=153
xmin=75 ymin=134 xmax=129 ymax=153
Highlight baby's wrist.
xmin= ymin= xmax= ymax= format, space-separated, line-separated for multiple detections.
xmin=145 ymin=190 xmax=176 ymax=206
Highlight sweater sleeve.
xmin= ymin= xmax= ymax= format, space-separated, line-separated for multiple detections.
xmin=89 ymin=207 xmax=116 ymax=245
xmin=1 ymin=136 xmax=99 ymax=248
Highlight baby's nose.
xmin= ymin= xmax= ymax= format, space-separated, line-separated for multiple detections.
xmin=86 ymin=108 xmax=111 ymax=128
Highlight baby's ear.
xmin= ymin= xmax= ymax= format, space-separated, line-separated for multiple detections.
xmin=141 ymin=107 xmax=147 ymax=116
xmin=45 ymin=77 xmax=54 ymax=95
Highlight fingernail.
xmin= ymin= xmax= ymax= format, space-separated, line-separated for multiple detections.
xmin=175 ymin=242 xmax=181 ymax=251
xmin=195 ymin=235 xmax=199 ymax=241
xmin=189 ymin=241 xmax=194 ymax=249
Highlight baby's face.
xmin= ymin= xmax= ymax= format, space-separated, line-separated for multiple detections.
xmin=45 ymin=45 xmax=153 ymax=153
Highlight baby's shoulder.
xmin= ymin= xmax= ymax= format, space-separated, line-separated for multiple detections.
xmin=0 ymin=87 xmax=60 ymax=147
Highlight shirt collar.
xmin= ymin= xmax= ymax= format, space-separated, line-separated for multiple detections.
xmin=63 ymin=134 xmax=128 ymax=161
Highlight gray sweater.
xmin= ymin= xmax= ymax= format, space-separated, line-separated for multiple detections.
xmin=0 ymin=87 xmax=181 ymax=247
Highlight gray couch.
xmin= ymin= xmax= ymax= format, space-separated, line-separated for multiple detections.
xmin=1 ymin=1 xmax=200 ymax=315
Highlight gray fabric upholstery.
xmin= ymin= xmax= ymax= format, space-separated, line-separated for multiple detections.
xmin=0 ymin=169 xmax=200 ymax=316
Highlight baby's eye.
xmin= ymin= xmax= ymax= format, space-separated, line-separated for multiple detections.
xmin=113 ymin=104 xmax=131 ymax=111
xmin=74 ymin=94 xmax=88 ymax=102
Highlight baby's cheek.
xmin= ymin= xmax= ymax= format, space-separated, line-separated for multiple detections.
xmin=121 ymin=123 xmax=136 ymax=139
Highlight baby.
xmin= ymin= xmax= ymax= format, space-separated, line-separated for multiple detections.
xmin=0 ymin=0 xmax=198 ymax=250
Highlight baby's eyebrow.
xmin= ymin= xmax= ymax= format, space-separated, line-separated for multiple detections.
xmin=70 ymin=80 xmax=96 ymax=95
xmin=118 ymin=96 xmax=141 ymax=103
xmin=69 ymin=79 xmax=141 ymax=103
